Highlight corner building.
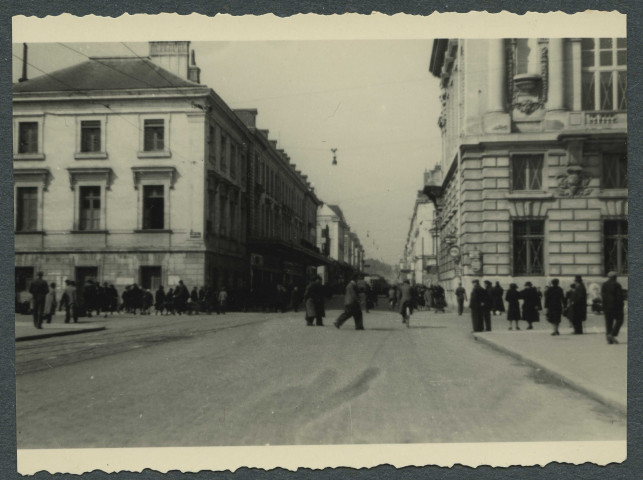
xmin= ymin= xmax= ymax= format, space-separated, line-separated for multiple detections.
xmin=427 ymin=38 xmax=627 ymax=303
xmin=13 ymin=42 xmax=250 ymax=296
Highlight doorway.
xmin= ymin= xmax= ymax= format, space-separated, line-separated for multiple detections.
xmin=140 ymin=266 xmax=162 ymax=290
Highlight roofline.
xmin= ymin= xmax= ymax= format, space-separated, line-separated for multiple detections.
xmin=13 ymin=86 xmax=210 ymax=102
xmin=429 ymin=39 xmax=449 ymax=77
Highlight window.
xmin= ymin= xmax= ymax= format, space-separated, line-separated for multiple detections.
xmin=219 ymin=196 xmax=227 ymax=236
xmin=80 ymin=120 xmax=101 ymax=153
xmin=512 ymin=154 xmax=543 ymax=190
xmin=230 ymin=144 xmax=237 ymax=179
xmin=513 ymin=220 xmax=544 ymax=275
xmin=140 ymin=266 xmax=162 ymax=290
xmin=78 ymin=186 xmax=101 ymax=231
xmin=16 ymin=186 xmax=38 ymax=232
xmin=143 ymin=185 xmax=165 ymax=230
xmin=144 ymin=119 xmax=165 ymax=151
xmin=18 ymin=122 xmax=38 ymax=154
xmin=604 ymin=219 xmax=627 ymax=274
xmin=582 ymin=38 xmax=627 ymax=111
xmin=220 ymin=134 xmax=227 ymax=172
xmin=603 ymin=152 xmax=627 ymax=189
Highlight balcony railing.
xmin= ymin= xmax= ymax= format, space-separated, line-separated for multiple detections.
xmin=585 ymin=111 xmax=618 ymax=125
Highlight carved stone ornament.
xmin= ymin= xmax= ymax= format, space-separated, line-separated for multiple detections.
xmin=514 ymin=98 xmax=544 ymax=115
xmin=556 ymin=165 xmax=592 ymax=197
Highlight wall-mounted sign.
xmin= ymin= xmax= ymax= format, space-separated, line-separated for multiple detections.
xmin=448 ymin=245 xmax=460 ymax=258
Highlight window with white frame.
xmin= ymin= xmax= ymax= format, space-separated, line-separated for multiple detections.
xmin=581 ymin=38 xmax=627 ymax=111
xmin=512 ymin=154 xmax=544 ymax=191
xmin=513 ymin=220 xmax=545 ymax=275
xmin=132 ymin=166 xmax=175 ymax=231
xmin=143 ymin=185 xmax=165 ymax=230
xmin=67 ymin=168 xmax=112 ymax=232
xmin=78 ymin=186 xmax=102 ymax=231
xmin=14 ymin=117 xmax=44 ymax=160
xmin=15 ymin=186 xmax=38 ymax=232
xmin=138 ymin=116 xmax=170 ymax=157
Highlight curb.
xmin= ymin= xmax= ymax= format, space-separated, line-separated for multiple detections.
xmin=473 ymin=333 xmax=627 ymax=415
xmin=16 ymin=326 xmax=107 ymax=342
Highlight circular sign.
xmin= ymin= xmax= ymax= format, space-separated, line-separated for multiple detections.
xmin=449 ymin=245 xmax=460 ymax=258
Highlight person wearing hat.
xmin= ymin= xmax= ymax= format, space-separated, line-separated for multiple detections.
xmin=601 ymin=271 xmax=625 ymax=344
xmin=570 ymin=275 xmax=587 ymax=334
xmin=303 ymin=275 xmax=326 ymax=326
xmin=28 ymin=271 xmax=49 ymax=329
xmin=505 ymin=283 xmax=521 ymax=330
xmin=544 ymin=278 xmax=565 ymax=336
xmin=520 ymin=281 xmax=541 ymax=330
xmin=469 ymin=279 xmax=486 ymax=332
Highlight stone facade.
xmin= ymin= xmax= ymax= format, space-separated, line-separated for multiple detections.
xmin=427 ymin=38 xmax=627 ymax=305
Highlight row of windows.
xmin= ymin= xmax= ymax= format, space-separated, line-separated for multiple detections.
xmin=255 ymin=153 xmax=307 ymax=217
xmin=513 ymin=219 xmax=627 ymax=276
xmin=16 ymin=185 xmax=167 ymax=232
xmin=16 ymin=118 xmax=168 ymax=156
xmin=511 ymin=152 xmax=627 ymax=191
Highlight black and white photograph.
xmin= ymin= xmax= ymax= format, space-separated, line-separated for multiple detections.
xmin=10 ymin=11 xmax=629 ymax=474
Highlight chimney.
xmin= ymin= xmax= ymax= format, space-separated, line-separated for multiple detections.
xmin=234 ymin=109 xmax=258 ymax=128
xmin=188 ymin=49 xmax=201 ymax=83
xmin=149 ymin=41 xmax=190 ymax=80
xmin=19 ymin=43 xmax=28 ymax=83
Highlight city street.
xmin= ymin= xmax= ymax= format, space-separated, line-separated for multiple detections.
xmin=16 ymin=299 xmax=625 ymax=448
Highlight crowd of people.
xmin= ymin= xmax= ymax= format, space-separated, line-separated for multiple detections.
xmin=464 ymin=273 xmax=625 ymax=344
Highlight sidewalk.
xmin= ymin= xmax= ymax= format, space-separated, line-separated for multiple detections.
xmin=473 ymin=313 xmax=627 ymax=414
xmin=15 ymin=315 xmax=107 ymax=342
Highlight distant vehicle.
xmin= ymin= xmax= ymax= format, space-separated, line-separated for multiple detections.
xmin=364 ymin=275 xmax=391 ymax=296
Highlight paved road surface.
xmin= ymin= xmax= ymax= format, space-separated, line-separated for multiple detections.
xmin=16 ymin=304 xmax=625 ymax=448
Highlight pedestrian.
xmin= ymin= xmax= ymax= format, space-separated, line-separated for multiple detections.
xmin=570 ymin=275 xmax=587 ymax=334
xmin=155 ymin=285 xmax=165 ymax=315
xmin=174 ymin=280 xmax=189 ymax=315
xmin=303 ymin=275 xmax=325 ymax=326
xmin=189 ymin=286 xmax=199 ymax=315
xmin=601 ymin=272 xmax=625 ymax=344
xmin=544 ymin=278 xmax=565 ymax=336
xmin=198 ymin=285 xmax=207 ymax=313
xmin=520 ymin=281 xmax=541 ymax=330
xmin=482 ymin=280 xmax=493 ymax=331
xmin=290 ymin=285 xmax=302 ymax=312
xmin=455 ymin=283 xmax=467 ymax=316
xmin=165 ymin=287 xmax=175 ymax=315
xmin=142 ymin=289 xmax=154 ymax=315
xmin=218 ymin=286 xmax=228 ymax=314
xmin=398 ymin=279 xmax=414 ymax=325
xmin=59 ymin=279 xmax=78 ymax=323
xmin=469 ymin=279 xmax=486 ymax=332
xmin=388 ymin=285 xmax=398 ymax=310
xmin=505 ymin=283 xmax=521 ymax=330
xmin=43 ymin=282 xmax=57 ymax=324
xmin=333 ymin=275 xmax=364 ymax=330
xmin=491 ymin=281 xmax=505 ymax=315
xmin=356 ymin=276 xmax=371 ymax=313
xmin=109 ymin=284 xmax=119 ymax=314
xmin=433 ymin=284 xmax=446 ymax=313
xmin=29 ymin=271 xmax=49 ymax=329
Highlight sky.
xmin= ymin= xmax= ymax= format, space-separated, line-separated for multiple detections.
xmin=12 ymin=40 xmax=442 ymax=265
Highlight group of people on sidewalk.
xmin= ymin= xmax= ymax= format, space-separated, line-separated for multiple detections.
xmin=27 ymin=272 xmax=85 ymax=328
xmin=465 ymin=273 xmax=625 ymax=344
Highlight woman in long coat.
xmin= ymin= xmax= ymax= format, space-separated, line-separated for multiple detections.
xmin=520 ymin=282 xmax=542 ymax=330
xmin=544 ymin=278 xmax=565 ymax=336
xmin=505 ymin=283 xmax=521 ymax=330
xmin=304 ymin=276 xmax=325 ymax=326
xmin=492 ymin=281 xmax=505 ymax=315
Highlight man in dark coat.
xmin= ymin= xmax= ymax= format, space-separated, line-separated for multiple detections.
xmin=469 ymin=280 xmax=486 ymax=332
xmin=455 ymin=283 xmax=467 ymax=316
xmin=491 ymin=281 xmax=505 ymax=315
xmin=303 ymin=276 xmax=325 ymax=326
xmin=155 ymin=285 xmax=165 ymax=315
xmin=520 ymin=282 xmax=541 ymax=330
xmin=570 ymin=275 xmax=587 ymax=334
xmin=601 ymin=271 xmax=625 ymax=344
xmin=29 ymin=271 xmax=49 ymax=329
xmin=398 ymin=280 xmax=414 ymax=325
xmin=482 ymin=280 xmax=493 ymax=331
xmin=505 ymin=283 xmax=521 ymax=330
xmin=174 ymin=280 xmax=189 ymax=315
xmin=333 ymin=275 xmax=364 ymax=330
xmin=544 ymin=278 xmax=565 ymax=336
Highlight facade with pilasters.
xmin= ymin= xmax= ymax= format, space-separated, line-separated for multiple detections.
xmin=427 ymin=38 xmax=627 ymax=305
